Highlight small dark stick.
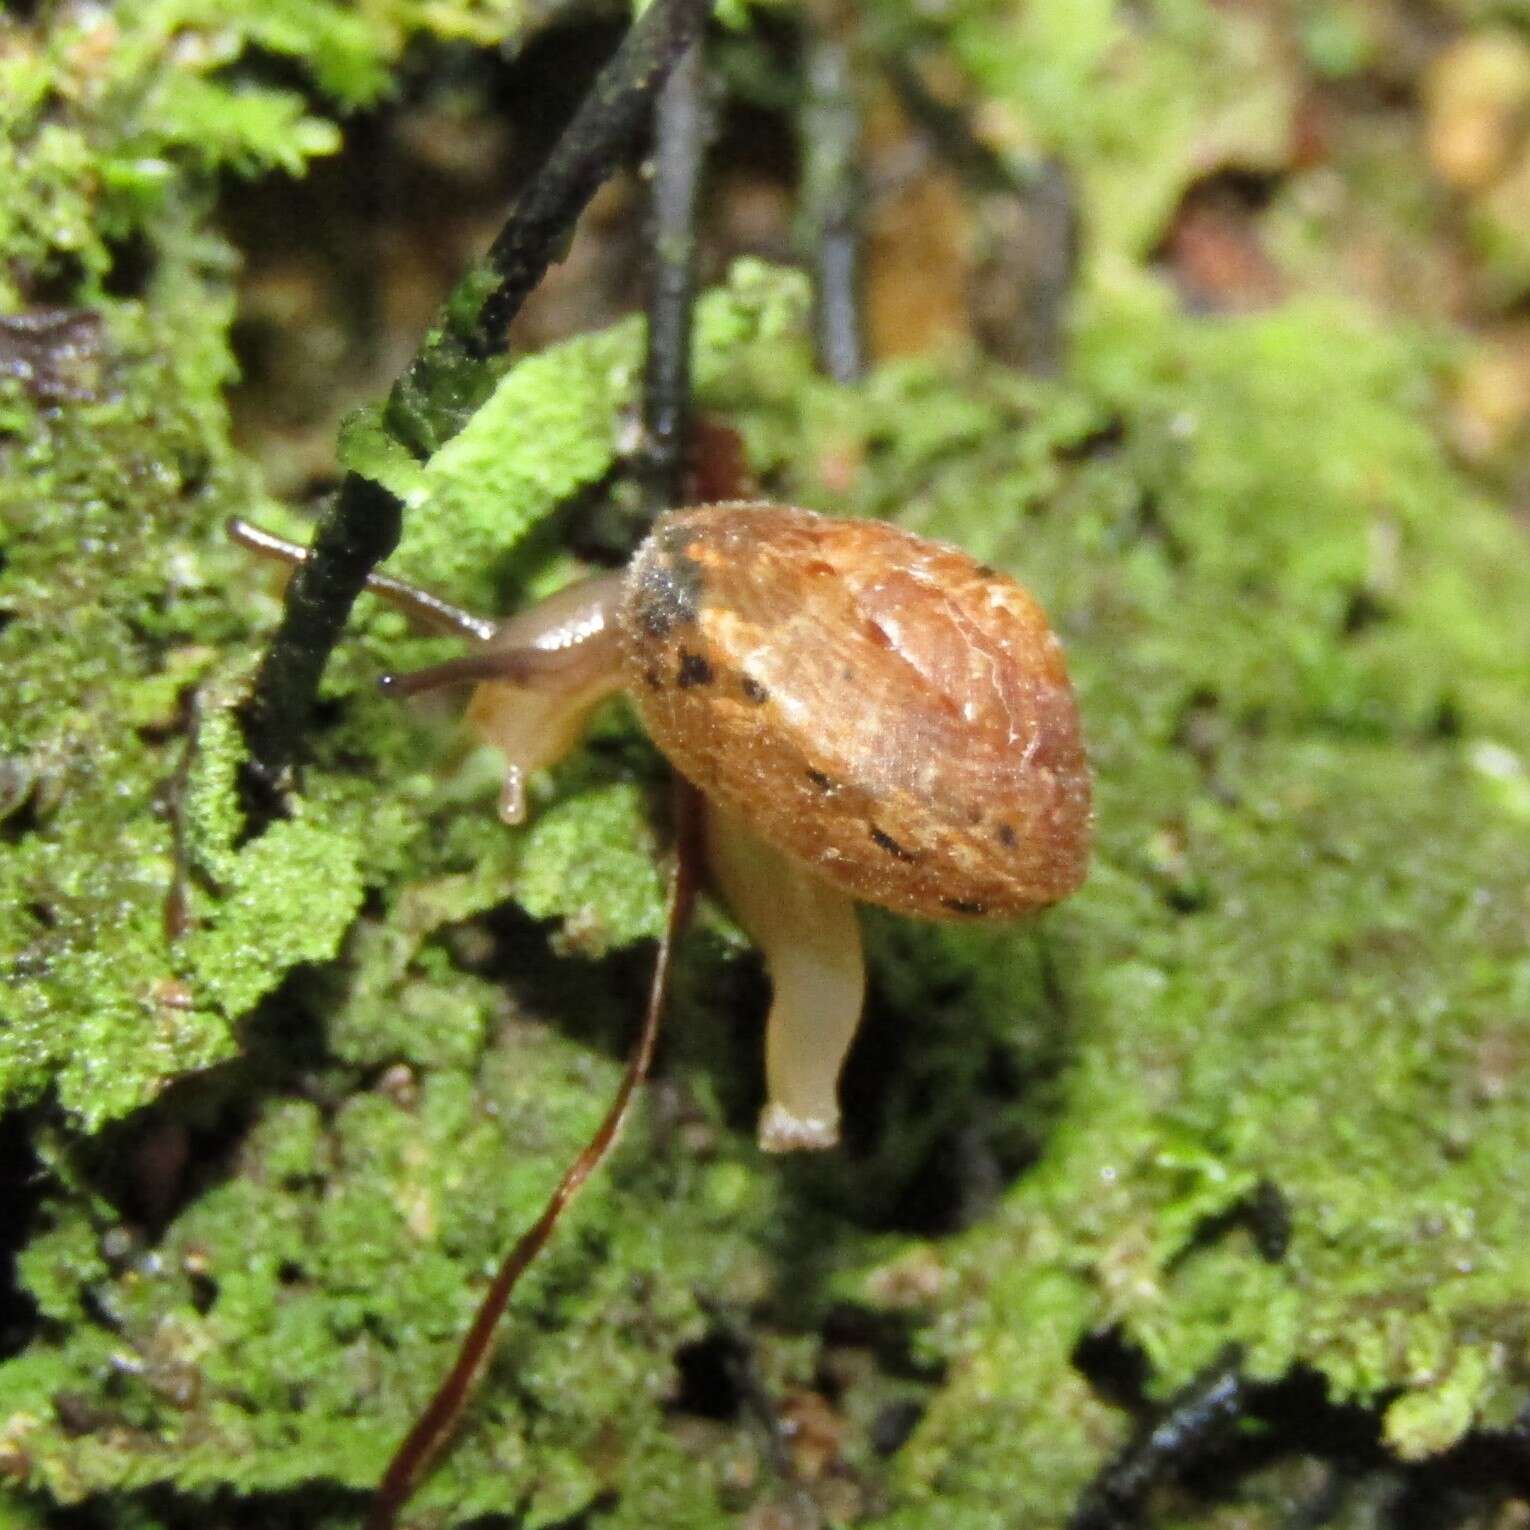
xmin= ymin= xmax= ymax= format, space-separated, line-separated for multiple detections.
xmin=879 ymin=57 xmax=1012 ymax=195
xmin=366 ymin=777 xmax=704 ymax=1530
xmin=637 ymin=36 xmax=710 ymax=519
xmin=391 ymin=0 xmax=714 ymax=456
xmin=799 ymin=17 xmax=864 ymax=384
xmin=1070 ymin=1347 xmax=1250 ymax=1530
xmin=240 ymin=0 xmax=709 ymax=791
xmin=240 ymin=473 xmax=403 ymax=796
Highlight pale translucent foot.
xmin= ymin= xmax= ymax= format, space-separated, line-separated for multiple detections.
xmin=704 ymin=802 xmax=866 ymax=1153
xmin=757 ymin=1101 xmax=841 ymax=1154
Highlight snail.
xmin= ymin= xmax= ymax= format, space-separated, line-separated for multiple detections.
xmin=231 ymin=502 xmax=1092 ymax=1151
xmin=232 ymin=499 xmax=1089 ymax=1526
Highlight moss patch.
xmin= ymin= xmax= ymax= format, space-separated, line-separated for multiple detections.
xmin=4 ymin=4 xmax=1530 ymax=1529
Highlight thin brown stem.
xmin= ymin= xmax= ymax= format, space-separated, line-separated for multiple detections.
xmin=366 ymin=777 xmax=704 ymax=1530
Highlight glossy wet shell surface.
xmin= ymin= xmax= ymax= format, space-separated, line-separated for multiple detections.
xmin=618 ymin=504 xmax=1091 ymax=920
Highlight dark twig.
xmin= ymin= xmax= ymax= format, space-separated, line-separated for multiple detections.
xmin=239 ymin=473 xmax=403 ymax=794
xmin=239 ymin=0 xmax=709 ymax=792
xmin=387 ymin=0 xmax=713 ymax=459
xmin=637 ymin=37 xmax=710 ymax=517
xmin=1071 ymin=1348 xmax=1250 ymax=1530
xmin=882 ymin=57 xmax=1078 ymax=373
xmin=367 ymin=777 xmax=704 ymax=1530
xmin=799 ymin=24 xmax=864 ymax=384
xmin=880 ymin=57 xmax=1012 ymax=196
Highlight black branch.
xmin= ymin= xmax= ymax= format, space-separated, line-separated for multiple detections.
xmin=637 ymin=36 xmax=711 ymax=517
xmin=387 ymin=0 xmax=714 ymax=459
xmin=239 ymin=472 xmax=403 ymax=796
xmin=239 ymin=0 xmax=710 ymax=792
xmin=1071 ymin=1348 xmax=1251 ymax=1530
xmin=799 ymin=25 xmax=865 ymax=384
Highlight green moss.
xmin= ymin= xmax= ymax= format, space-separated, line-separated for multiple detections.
xmin=514 ymin=782 xmax=668 ymax=954
xmin=179 ymin=815 xmax=367 ymax=1015
xmin=931 ymin=0 xmax=1296 ymax=260
xmin=821 ymin=302 xmax=1530 ymax=1512
xmin=389 ymin=320 xmax=644 ymax=604
xmin=356 ymin=260 xmax=812 ymax=610
xmin=5 ymin=5 xmax=1530 ymax=1529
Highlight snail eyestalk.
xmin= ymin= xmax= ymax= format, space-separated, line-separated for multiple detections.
xmin=230 ymin=517 xmax=497 ymax=642
xmin=366 ymin=778 xmax=703 ymax=1530
xmin=377 ymin=645 xmax=602 ymax=697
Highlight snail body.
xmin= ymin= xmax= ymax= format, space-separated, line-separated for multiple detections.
xmin=234 ymin=502 xmax=1090 ymax=1150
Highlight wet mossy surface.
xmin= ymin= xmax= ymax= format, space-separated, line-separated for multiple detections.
xmin=4 ymin=3 xmax=1530 ymax=1528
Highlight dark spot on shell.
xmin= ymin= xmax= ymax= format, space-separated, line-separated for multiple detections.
xmin=740 ymin=675 xmax=769 ymax=705
xmin=869 ymin=826 xmax=918 ymax=863
xmin=643 ymin=665 xmax=663 ymax=690
xmin=942 ymin=898 xmax=988 ymax=916
xmin=997 ymin=824 xmax=1018 ymax=848
xmin=677 ymin=651 xmax=714 ymax=688
xmin=633 ymin=527 xmax=705 ymax=638
xmin=975 ymin=564 xmax=998 ymax=579
xmin=805 ymin=768 xmax=835 ymax=792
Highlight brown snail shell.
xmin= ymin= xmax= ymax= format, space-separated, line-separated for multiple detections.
xmin=618 ymin=503 xmax=1091 ymax=920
